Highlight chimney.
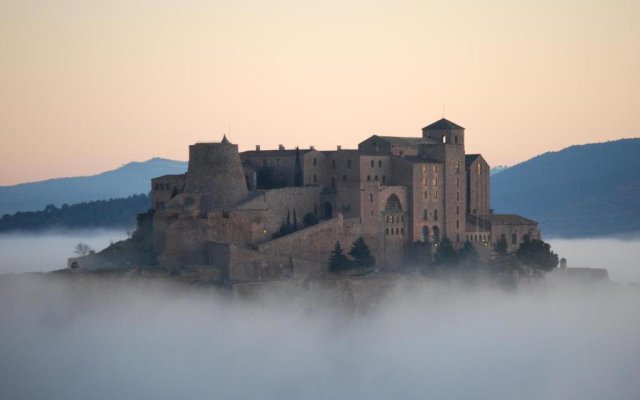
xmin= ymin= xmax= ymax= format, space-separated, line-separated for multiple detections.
xmin=255 ymin=145 xmax=261 ymax=151
xmin=337 ymin=145 xmax=342 ymax=150
xmin=310 ymin=145 xmax=315 ymax=150
xmin=278 ymin=144 xmax=285 ymax=150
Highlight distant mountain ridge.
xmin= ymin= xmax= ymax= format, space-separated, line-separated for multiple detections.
xmin=0 ymin=158 xmax=187 ymax=215
xmin=491 ymin=138 xmax=640 ymax=238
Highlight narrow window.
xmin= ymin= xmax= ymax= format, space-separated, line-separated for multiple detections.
xmin=423 ymin=209 xmax=428 ymax=220
xmin=371 ymin=160 xmax=374 ymax=167
xmin=367 ymin=175 xmax=371 ymax=181
xmin=456 ymin=177 xmax=460 ymax=187
xmin=313 ymin=158 xmax=317 ymax=166
xmin=456 ymin=220 xmax=460 ymax=229
xmin=382 ymin=175 xmax=386 ymax=184
xmin=424 ymin=191 xmax=428 ymax=199
xmin=456 ymin=192 xmax=460 ymax=201
xmin=434 ymin=191 xmax=438 ymax=200
xmin=456 ymin=206 xmax=460 ymax=215
xmin=434 ymin=165 xmax=438 ymax=173
xmin=433 ymin=178 xmax=438 ymax=187
xmin=370 ymin=210 xmax=374 ymax=216
xmin=332 ymin=160 xmax=336 ymax=169
xmin=375 ymin=175 xmax=378 ymax=181
xmin=477 ymin=163 xmax=481 ymax=175
xmin=348 ymin=160 xmax=352 ymax=169
xmin=378 ymin=160 xmax=382 ymax=168
xmin=369 ymin=194 xmax=374 ymax=202
xmin=512 ymin=233 xmax=517 ymax=245
xmin=434 ymin=209 xmax=438 ymax=220
xmin=456 ymin=162 xmax=460 ymax=173
xmin=401 ymin=228 xmax=404 ymax=235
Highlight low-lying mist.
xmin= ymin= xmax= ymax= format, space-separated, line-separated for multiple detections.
xmin=1 ymin=274 xmax=638 ymax=400
xmin=0 ymin=229 xmax=127 ymax=274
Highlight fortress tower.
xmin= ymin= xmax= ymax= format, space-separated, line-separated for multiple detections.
xmin=184 ymin=135 xmax=248 ymax=211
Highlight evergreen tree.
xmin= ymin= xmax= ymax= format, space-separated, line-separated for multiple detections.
xmin=293 ymin=209 xmax=298 ymax=231
xmin=434 ymin=237 xmax=459 ymax=266
xmin=294 ymin=147 xmax=304 ymax=187
xmin=303 ymin=212 xmax=318 ymax=226
xmin=459 ymin=240 xmax=479 ymax=268
xmin=329 ymin=241 xmax=351 ymax=272
xmin=516 ymin=235 xmax=559 ymax=272
xmin=349 ymin=236 xmax=376 ymax=271
xmin=495 ymin=236 xmax=508 ymax=256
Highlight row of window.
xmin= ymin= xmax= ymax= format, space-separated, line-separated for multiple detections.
xmin=369 ymin=160 xmax=383 ymax=168
xmin=366 ymin=175 xmax=386 ymax=183
xmin=154 ymin=183 xmax=171 ymax=191
xmin=423 ymin=191 xmax=439 ymax=200
xmin=385 ymin=215 xmax=404 ymax=223
xmin=386 ymin=227 xmax=404 ymax=235
xmin=155 ymin=201 xmax=166 ymax=209
xmin=423 ymin=209 xmax=438 ymax=221
xmin=467 ymin=234 xmax=489 ymax=242
xmin=331 ymin=159 xmax=353 ymax=169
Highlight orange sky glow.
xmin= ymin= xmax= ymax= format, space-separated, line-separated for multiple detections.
xmin=1 ymin=0 xmax=639 ymax=185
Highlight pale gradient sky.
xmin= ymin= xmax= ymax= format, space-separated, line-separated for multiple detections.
xmin=1 ymin=0 xmax=639 ymax=185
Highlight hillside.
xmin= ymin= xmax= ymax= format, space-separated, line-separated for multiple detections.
xmin=0 ymin=194 xmax=150 ymax=232
xmin=0 ymin=158 xmax=187 ymax=215
xmin=491 ymin=138 xmax=640 ymax=238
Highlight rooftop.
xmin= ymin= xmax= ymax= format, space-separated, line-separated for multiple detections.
xmin=423 ymin=118 xmax=464 ymax=131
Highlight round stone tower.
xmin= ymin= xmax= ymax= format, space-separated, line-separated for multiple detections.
xmin=184 ymin=135 xmax=248 ymax=211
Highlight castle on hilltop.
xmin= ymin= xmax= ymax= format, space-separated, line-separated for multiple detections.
xmin=139 ymin=118 xmax=539 ymax=280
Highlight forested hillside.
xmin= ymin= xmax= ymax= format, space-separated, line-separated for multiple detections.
xmin=0 ymin=194 xmax=149 ymax=232
xmin=491 ymin=138 xmax=640 ymax=237
xmin=0 ymin=158 xmax=186 ymax=215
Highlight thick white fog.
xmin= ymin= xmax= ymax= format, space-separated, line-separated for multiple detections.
xmin=0 ymin=275 xmax=639 ymax=400
xmin=549 ymin=236 xmax=640 ymax=284
xmin=0 ymin=230 xmax=127 ymax=274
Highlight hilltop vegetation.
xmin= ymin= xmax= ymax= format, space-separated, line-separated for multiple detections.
xmin=0 ymin=158 xmax=186 ymax=215
xmin=0 ymin=194 xmax=149 ymax=232
xmin=492 ymin=138 xmax=640 ymax=237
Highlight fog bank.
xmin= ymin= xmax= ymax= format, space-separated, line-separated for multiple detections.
xmin=0 ymin=275 xmax=638 ymax=400
xmin=549 ymin=237 xmax=640 ymax=283
xmin=0 ymin=229 xmax=127 ymax=274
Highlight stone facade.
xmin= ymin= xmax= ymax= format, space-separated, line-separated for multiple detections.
xmin=146 ymin=118 xmax=540 ymax=280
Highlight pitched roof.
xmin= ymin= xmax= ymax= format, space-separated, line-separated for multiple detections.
xmin=375 ymin=136 xmax=436 ymax=147
xmin=423 ymin=118 xmax=464 ymax=131
xmin=241 ymin=149 xmax=313 ymax=157
xmin=476 ymin=214 xmax=537 ymax=225
xmin=465 ymin=154 xmax=481 ymax=167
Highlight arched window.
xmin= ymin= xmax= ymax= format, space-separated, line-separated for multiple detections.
xmin=421 ymin=226 xmax=430 ymax=242
xmin=384 ymin=194 xmax=402 ymax=212
xmin=433 ymin=226 xmax=441 ymax=243
xmin=369 ymin=194 xmax=374 ymax=203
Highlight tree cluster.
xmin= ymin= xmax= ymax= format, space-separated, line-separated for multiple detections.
xmin=0 ymin=194 xmax=149 ymax=232
xmin=329 ymin=237 xmax=376 ymax=272
xmin=272 ymin=209 xmax=319 ymax=239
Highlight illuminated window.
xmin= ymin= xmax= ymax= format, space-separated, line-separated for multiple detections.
xmin=434 ymin=191 xmax=438 ymax=199
xmin=433 ymin=178 xmax=438 ymax=187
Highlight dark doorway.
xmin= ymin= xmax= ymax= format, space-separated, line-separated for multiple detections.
xmin=323 ymin=201 xmax=333 ymax=219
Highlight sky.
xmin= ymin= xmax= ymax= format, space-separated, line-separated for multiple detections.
xmin=1 ymin=0 xmax=639 ymax=185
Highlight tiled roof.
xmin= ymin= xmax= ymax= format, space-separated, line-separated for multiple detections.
xmin=423 ymin=118 xmax=464 ymax=130
xmin=476 ymin=214 xmax=537 ymax=225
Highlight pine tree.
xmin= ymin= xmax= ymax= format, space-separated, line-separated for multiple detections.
xmin=294 ymin=147 xmax=303 ymax=187
xmin=329 ymin=241 xmax=351 ymax=272
xmin=516 ymin=235 xmax=559 ymax=272
xmin=293 ymin=209 xmax=298 ymax=231
xmin=434 ymin=237 xmax=459 ymax=266
xmin=349 ymin=236 xmax=376 ymax=271
xmin=459 ymin=240 xmax=479 ymax=268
